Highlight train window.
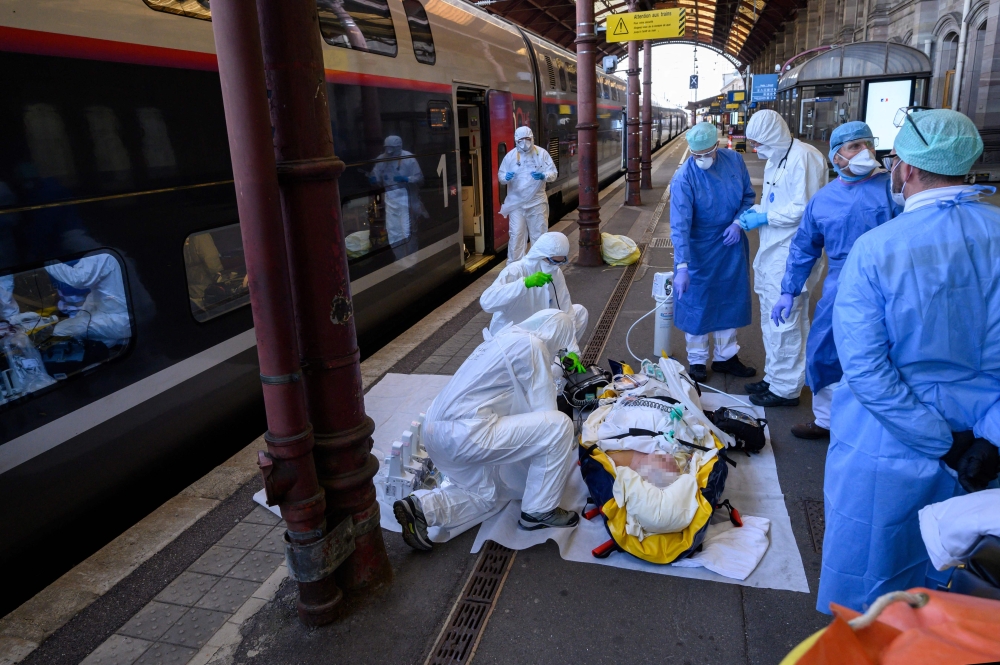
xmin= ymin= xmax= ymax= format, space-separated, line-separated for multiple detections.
xmin=317 ymin=0 xmax=398 ymax=57
xmin=401 ymin=0 xmax=435 ymax=65
xmin=141 ymin=0 xmax=211 ymax=20
xmin=183 ymin=225 xmax=250 ymax=322
xmin=557 ymin=62 xmax=567 ymax=92
xmin=568 ymin=66 xmax=577 ymax=94
xmin=427 ymin=101 xmax=451 ymax=130
xmin=497 ymin=142 xmax=507 ymax=204
xmin=0 ymin=252 xmax=132 ymax=407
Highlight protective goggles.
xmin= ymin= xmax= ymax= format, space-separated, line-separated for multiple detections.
xmin=894 ymin=106 xmax=933 ymax=147
xmin=545 ymin=257 xmax=568 ymax=266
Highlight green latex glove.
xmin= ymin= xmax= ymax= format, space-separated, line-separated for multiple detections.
xmin=524 ymin=271 xmax=554 ymax=288
xmin=565 ymin=351 xmax=586 ymax=374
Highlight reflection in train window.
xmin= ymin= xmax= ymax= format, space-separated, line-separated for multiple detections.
xmin=497 ymin=142 xmax=507 ymax=204
xmin=557 ymin=62 xmax=567 ymax=92
xmin=0 ymin=253 xmax=132 ymax=407
xmin=428 ymin=101 xmax=451 ymax=130
xmin=568 ymin=66 xmax=577 ymax=94
xmin=402 ymin=0 xmax=435 ymax=65
xmin=141 ymin=0 xmax=211 ymax=20
xmin=183 ymin=225 xmax=250 ymax=322
xmin=318 ymin=0 xmax=398 ymax=57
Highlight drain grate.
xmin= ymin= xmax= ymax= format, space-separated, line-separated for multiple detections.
xmin=804 ymin=500 xmax=825 ymax=553
xmin=425 ymin=541 xmax=516 ymax=665
xmin=581 ymin=249 xmax=645 ymax=367
xmin=649 ymin=237 xmax=672 ymax=248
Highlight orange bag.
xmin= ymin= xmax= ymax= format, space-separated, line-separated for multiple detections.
xmin=781 ymin=588 xmax=1000 ymax=665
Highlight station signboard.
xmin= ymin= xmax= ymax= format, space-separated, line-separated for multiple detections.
xmin=605 ymin=8 xmax=686 ymax=42
xmin=751 ymin=74 xmax=778 ymax=102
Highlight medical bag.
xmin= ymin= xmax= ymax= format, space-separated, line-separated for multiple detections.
xmin=706 ymin=407 xmax=767 ymax=455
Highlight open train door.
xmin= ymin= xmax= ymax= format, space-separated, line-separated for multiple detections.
xmin=487 ymin=89 xmax=515 ymax=253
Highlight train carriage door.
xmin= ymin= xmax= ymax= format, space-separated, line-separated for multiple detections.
xmin=487 ymin=90 xmax=514 ymax=252
xmin=458 ymin=101 xmax=486 ymax=258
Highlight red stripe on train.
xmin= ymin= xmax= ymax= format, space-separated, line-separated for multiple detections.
xmin=323 ymin=70 xmax=451 ymax=93
xmin=0 ymin=26 xmax=219 ymax=70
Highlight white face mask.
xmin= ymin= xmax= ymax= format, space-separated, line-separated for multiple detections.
xmin=695 ymin=155 xmax=714 ymax=170
xmin=890 ymin=160 xmax=906 ymax=206
xmin=846 ymin=149 xmax=877 ymax=176
xmin=517 ymin=139 xmax=532 ymax=152
xmin=755 ymin=144 xmax=773 ymax=160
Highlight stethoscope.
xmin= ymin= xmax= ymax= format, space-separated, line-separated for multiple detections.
xmin=764 ymin=139 xmax=796 ymax=193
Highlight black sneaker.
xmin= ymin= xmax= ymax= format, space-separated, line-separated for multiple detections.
xmin=689 ymin=364 xmax=708 ymax=382
xmin=711 ymin=355 xmax=757 ymax=378
xmin=749 ymin=389 xmax=800 ymax=407
xmin=744 ymin=379 xmax=770 ymax=394
xmin=518 ymin=507 xmax=580 ymax=531
xmin=393 ymin=496 xmax=433 ymax=551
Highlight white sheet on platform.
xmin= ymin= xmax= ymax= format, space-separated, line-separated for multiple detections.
xmin=255 ymin=376 xmax=809 ymax=593
xmin=471 ymin=393 xmax=810 ymax=593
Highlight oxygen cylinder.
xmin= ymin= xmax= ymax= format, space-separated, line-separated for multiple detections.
xmin=652 ymin=271 xmax=674 ymax=359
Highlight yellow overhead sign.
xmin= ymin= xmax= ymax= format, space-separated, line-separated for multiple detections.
xmin=725 ymin=103 xmax=740 ymax=109
xmin=605 ymin=8 xmax=686 ymax=42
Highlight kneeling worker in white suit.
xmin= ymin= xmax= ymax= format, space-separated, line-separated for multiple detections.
xmin=393 ymin=309 xmax=580 ymax=551
xmin=480 ymin=231 xmax=588 ymax=342
xmin=498 ymin=126 xmax=558 ymax=261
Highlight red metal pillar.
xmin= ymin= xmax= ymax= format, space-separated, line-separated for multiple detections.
xmin=640 ymin=39 xmax=652 ymax=190
xmin=255 ymin=0 xmax=392 ymax=593
xmin=210 ymin=0 xmax=341 ymax=626
xmin=575 ymin=0 xmax=602 ymax=266
xmin=625 ymin=6 xmax=642 ymax=206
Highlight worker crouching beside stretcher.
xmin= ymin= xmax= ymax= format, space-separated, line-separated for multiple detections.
xmin=393 ymin=309 xmax=581 ymax=551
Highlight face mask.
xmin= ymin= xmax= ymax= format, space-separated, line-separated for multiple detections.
xmin=517 ymin=139 xmax=532 ymax=152
xmin=755 ymin=144 xmax=773 ymax=160
xmin=890 ymin=160 xmax=907 ymax=206
xmin=846 ymin=149 xmax=877 ymax=176
xmin=384 ymin=146 xmax=400 ymax=157
xmin=695 ymin=155 xmax=714 ymax=170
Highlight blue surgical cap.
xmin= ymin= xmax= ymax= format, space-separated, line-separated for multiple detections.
xmin=895 ymin=109 xmax=983 ymax=176
xmin=828 ymin=121 xmax=874 ymax=166
xmin=685 ymin=122 xmax=718 ymax=153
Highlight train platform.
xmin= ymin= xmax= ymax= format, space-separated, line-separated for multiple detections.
xmin=2 ymin=137 xmax=835 ymax=665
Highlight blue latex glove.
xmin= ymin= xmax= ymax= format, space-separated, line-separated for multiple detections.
xmin=771 ymin=293 xmax=794 ymax=326
xmin=393 ymin=175 xmax=409 ymax=183
xmin=739 ymin=210 xmax=768 ymax=230
xmin=673 ymin=267 xmax=690 ymax=301
xmin=722 ymin=222 xmax=742 ymax=246
xmin=368 ymin=175 xmax=378 ymax=185
xmin=504 ymin=172 xmax=515 ymax=182
xmin=531 ymin=171 xmax=545 ymax=181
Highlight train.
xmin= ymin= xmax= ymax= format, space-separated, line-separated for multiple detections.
xmin=0 ymin=0 xmax=688 ymax=593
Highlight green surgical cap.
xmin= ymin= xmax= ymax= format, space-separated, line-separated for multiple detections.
xmin=686 ymin=122 xmax=718 ymax=152
xmin=895 ymin=109 xmax=983 ymax=176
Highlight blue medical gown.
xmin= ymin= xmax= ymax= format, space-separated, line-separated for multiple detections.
xmin=669 ymin=149 xmax=755 ymax=335
xmin=780 ymin=173 xmax=899 ymax=392
xmin=818 ymin=187 xmax=1000 ymax=614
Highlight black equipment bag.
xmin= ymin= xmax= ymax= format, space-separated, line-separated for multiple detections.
xmin=949 ymin=535 xmax=1000 ymax=602
xmin=706 ymin=407 xmax=767 ymax=455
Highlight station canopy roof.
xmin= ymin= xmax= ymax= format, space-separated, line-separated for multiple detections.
xmin=469 ymin=0 xmax=806 ymax=65
xmin=778 ymin=42 xmax=933 ymax=91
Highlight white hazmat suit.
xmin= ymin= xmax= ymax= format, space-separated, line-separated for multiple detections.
xmin=372 ymin=135 xmax=424 ymax=246
xmin=45 ymin=254 xmax=131 ymax=347
xmin=1 ymin=275 xmax=18 ymax=321
xmin=480 ymin=231 xmax=588 ymax=340
xmin=414 ymin=309 xmax=578 ymax=539
xmin=744 ymin=111 xmax=827 ymax=399
xmin=498 ymin=127 xmax=558 ymax=261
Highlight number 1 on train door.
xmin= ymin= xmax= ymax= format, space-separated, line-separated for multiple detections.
xmin=437 ymin=154 xmax=448 ymax=208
